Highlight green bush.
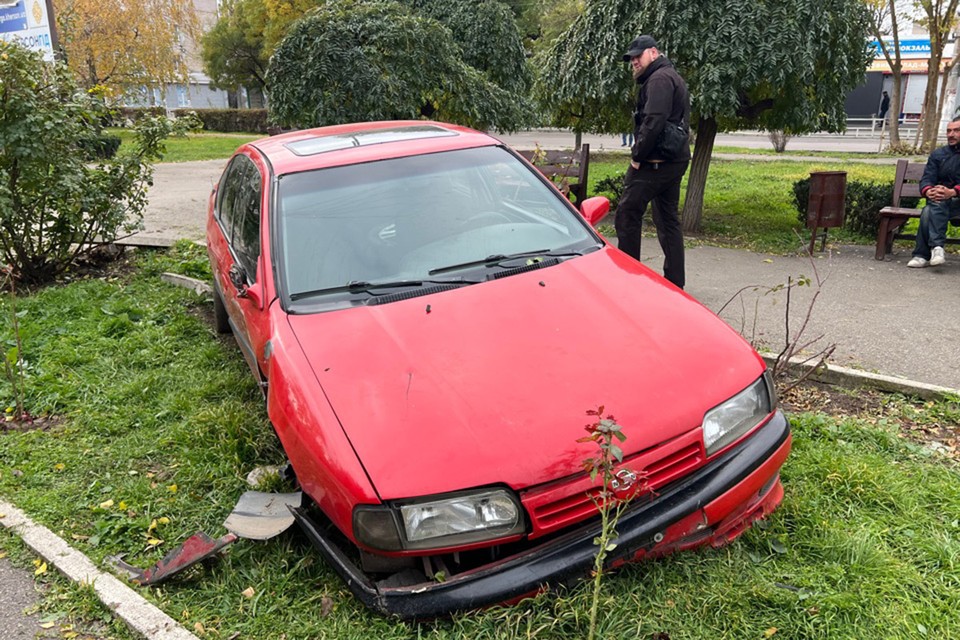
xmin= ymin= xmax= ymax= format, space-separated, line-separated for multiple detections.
xmin=0 ymin=42 xmax=190 ymax=285
xmin=172 ymin=108 xmax=269 ymax=133
xmin=112 ymin=106 xmax=167 ymax=125
xmin=77 ymin=133 xmax=122 ymax=160
xmin=792 ymin=177 xmax=919 ymax=237
xmin=595 ymin=172 xmax=626 ymax=210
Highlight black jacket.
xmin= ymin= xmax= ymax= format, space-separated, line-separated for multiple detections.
xmin=920 ymin=143 xmax=960 ymax=196
xmin=631 ymin=56 xmax=691 ymax=164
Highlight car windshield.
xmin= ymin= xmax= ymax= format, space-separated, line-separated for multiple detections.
xmin=275 ymin=146 xmax=600 ymax=307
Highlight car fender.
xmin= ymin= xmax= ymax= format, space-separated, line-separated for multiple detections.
xmin=265 ymin=312 xmax=380 ymax=540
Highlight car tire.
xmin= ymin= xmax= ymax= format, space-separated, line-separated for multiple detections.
xmin=213 ymin=285 xmax=231 ymax=334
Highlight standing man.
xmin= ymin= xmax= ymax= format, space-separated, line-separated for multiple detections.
xmin=614 ymin=35 xmax=690 ymax=289
xmin=876 ymin=90 xmax=890 ymax=129
xmin=907 ymin=117 xmax=960 ymax=268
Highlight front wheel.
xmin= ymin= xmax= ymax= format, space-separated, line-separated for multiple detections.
xmin=213 ymin=285 xmax=231 ymax=334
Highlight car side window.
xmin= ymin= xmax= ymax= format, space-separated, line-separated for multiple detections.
xmin=216 ymin=156 xmax=244 ymax=241
xmin=232 ymin=157 xmax=262 ymax=283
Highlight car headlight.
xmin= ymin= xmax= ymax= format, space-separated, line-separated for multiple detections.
xmin=702 ymin=371 xmax=776 ymax=456
xmin=353 ymin=488 xmax=526 ymax=552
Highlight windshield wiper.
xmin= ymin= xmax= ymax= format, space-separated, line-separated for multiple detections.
xmin=428 ymin=249 xmax=585 ymax=276
xmin=289 ymin=278 xmax=479 ymax=301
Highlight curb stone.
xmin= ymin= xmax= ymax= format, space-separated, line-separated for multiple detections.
xmin=0 ymin=499 xmax=198 ymax=640
xmin=760 ymin=352 xmax=960 ymax=400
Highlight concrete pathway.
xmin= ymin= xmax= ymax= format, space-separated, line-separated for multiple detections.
xmin=0 ymin=555 xmax=48 ymax=640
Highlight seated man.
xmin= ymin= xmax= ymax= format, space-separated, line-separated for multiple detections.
xmin=908 ymin=117 xmax=960 ymax=268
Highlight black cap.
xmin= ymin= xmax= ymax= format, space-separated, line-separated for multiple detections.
xmin=622 ymin=35 xmax=658 ymax=61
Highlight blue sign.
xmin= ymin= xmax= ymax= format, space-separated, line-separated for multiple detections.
xmin=0 ymin=2 xmax=27 ymax=35
xmin=870 ymin=39 xmax=932 ymax=58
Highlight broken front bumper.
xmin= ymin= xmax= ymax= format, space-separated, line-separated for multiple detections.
xmin=292 ymin=411 xmax=791 ymax=619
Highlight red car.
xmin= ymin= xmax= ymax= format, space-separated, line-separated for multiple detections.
xmin=206 ymin=121 xmax=791 ymax=618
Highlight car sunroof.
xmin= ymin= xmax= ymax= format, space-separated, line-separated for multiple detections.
xmin=284 ymin=125 xmax=458 ymax=156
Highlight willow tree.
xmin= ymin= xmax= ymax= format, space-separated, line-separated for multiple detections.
xmin=406 ymin=0 xmax=531 ymax=95
xmin=268 ymin=0 xmax=532 ymax=131
xmin=537 ymin=0 xmax=872 ymax=232
xmin=54 ymin=0 xmax=201 ymax=95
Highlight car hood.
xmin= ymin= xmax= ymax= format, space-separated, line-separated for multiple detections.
xmin=286 ymin=248 xmax=766 ymax=501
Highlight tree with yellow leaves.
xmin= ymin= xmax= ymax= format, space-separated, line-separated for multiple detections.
xmin=54 ymin=0 xmax=202 ymax=95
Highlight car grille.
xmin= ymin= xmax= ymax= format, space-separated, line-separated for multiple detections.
xmin=520 ymin=429 xmax=705 ymax=539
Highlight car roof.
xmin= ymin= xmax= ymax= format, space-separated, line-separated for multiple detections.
xmin=247 ymin=121 xmax=504 ymax=176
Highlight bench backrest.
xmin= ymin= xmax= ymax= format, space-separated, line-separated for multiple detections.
xmin=892 ymin=158 xmax=925 ymax=205
xmin=518 ymin=144 xmax=590 ymax=208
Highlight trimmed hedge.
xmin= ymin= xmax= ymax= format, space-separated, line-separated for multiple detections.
xmin=112 ymin=106 xmax=166 ymax=125
xmin=792 ymin=177 xmax=919 ymax=237
xmin=77 ymin=133 xmax=122 ymax=160
xmin=171 ymin=108 xmax=270 ymax=133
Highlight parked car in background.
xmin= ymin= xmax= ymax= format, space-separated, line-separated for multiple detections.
xmin=206 ymin=120 xmax=791 ymax=618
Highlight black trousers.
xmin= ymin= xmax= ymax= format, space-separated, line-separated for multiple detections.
xmin=614 ymin=161 xmax=688 ymax=288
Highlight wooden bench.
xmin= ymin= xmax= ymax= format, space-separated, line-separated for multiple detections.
xmin=875 ymin=158 xmax=960 ymax=260
xmin=518 ymin=144 xmax=590 ymax=209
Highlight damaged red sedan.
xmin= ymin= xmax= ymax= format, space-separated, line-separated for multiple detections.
xmin=206 ymin=121 xmax=791 ymax=618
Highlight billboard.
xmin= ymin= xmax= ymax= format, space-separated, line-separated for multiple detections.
xmin=869 ymin=39 xmax=932 ymax=59
xmin=0 ymin=0 xmax=55 ymax=61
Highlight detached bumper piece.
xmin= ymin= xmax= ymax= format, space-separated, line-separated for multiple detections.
xmin=292 ymin=412 xmax=791 ymax=619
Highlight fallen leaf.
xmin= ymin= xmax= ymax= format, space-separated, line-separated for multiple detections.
xmin=147 ymin=519 xmax=158 ymax=533
xmin=63 ymin=631 xmax=78 ymax=639
xmin=54 ymin=463 xmax=65 ymax=472
xmin=119 ymin=501 xmax=127 ymax=510
xmin=764 ymin=628 xmax=778 ymax=637
xmin=158 ymin=516 xmax=170 ymax=525
xmin=763 ymin=259 xmax=773 ymax=263
xmin=39 ymin=621 xmax=55 ymax=629
xmin=146 ymin=538 xmax=163 ymax=547
xmin=320 ymin=596 xmax=334 ymax=617
xmin=98 ymin=499 xmax=114 ymax=510
xmin=0 ymin=551 xmax=6 ymax=559
xmin=34 ymin=561 xmax=47 ymax=576
xmin=241 ymin=587 xmax=255 ymax=599
xmin=167 ymin=484 xmax=178 ymax=494
xmin=194 ymin=622 xmax=205 ymax=634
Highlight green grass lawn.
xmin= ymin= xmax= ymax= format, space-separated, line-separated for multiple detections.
xmin=589 ymin=157 xmax=902 ymax=253
xmin=110 ymin=128 xmax=260 ymax=163
xmin=1 ymin=244 xmax=959 ymax=639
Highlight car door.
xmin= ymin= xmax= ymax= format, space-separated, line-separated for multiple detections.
xmin=210 ymin=152 xmax=268 ymax=384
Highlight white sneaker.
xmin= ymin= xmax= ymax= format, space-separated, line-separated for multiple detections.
xmin=930 ymin=246 xmax=946 ymax=266
xmin=907 ymin=256 xmax=929 ymax=268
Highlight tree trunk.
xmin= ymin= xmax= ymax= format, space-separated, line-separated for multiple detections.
xmin=574 ymin=130 xmax=583 ymax=151
xmin=921 ymin=53 xmax=944 ymax=150
xmin=889 ymin=70 xmax=903 ymax=147
xmin=681 ymin=115 xmax=717 ymax=234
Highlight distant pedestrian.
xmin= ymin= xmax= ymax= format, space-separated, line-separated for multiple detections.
xmin=621 ymin=131 xmax=634 ymax=146
xmin=878 ymin=91 xmax=890 ymax=120
xmin=875 ymin=91 xmax=891 ymax=130
xmin=907 ymin=117 xmax=960 ymax=268
xmin=614 ymin=35 xmax=691 ymax=289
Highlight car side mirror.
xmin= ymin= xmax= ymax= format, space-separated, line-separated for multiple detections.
xmin=229 ymin=264 xmax=247 ymax=292
xmin=579 ymin=196 xmax=610 ymax=226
